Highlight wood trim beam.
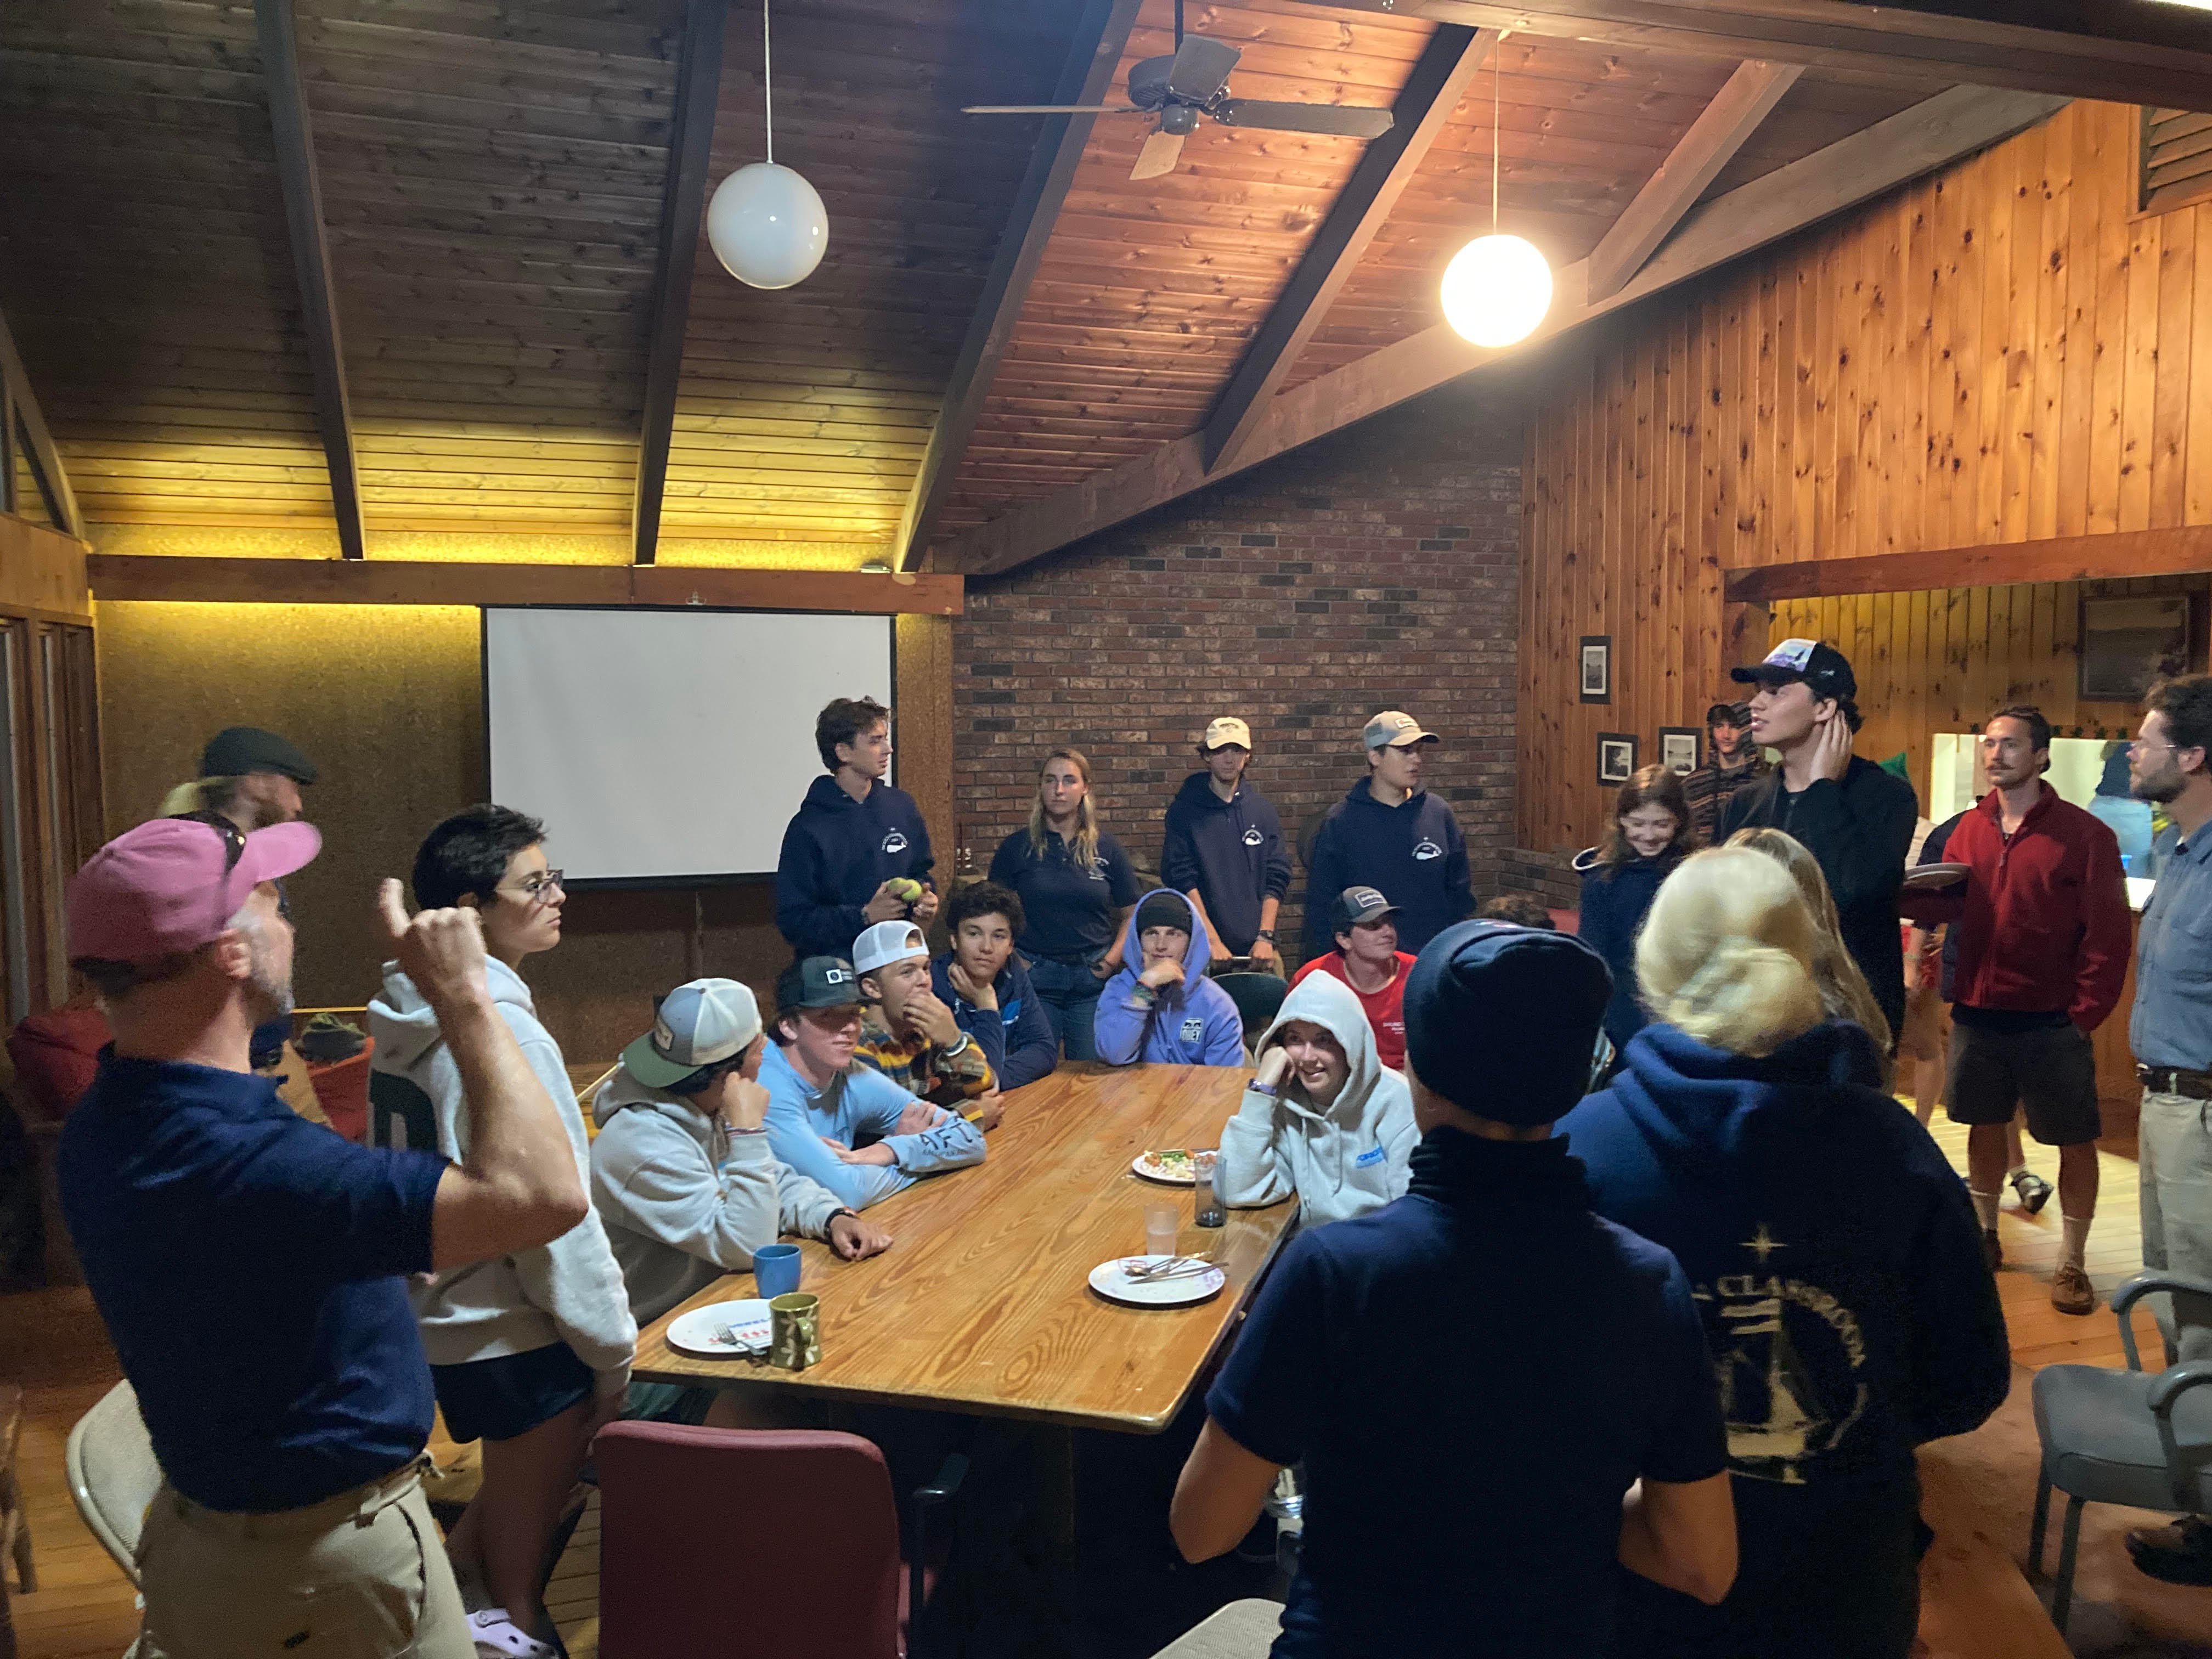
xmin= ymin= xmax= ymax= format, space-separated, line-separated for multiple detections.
xmin=1 ymin=517 xmax=91 ymax=623
xmin=1586 ymin=59 xmax=1802 ymax=304
xmin=83 ymin=556 xmax=963 ymax=617
xmin=632 ymin=0 xmax=730 ymax=567
xmin=1722 ymin=528 xmax=2212 ymax=605
xmin=940 ymin=84 xmax=2063 ymax=578
xmin=1202 ymin=25 xmax=1497 ymax=473
xmin=255 ymin=0 xmax=365 ymax=560
xmin=0 ymin=311 xmax=81 ymax=540
xmin=892 ymin=0 xmax=1143 ymax=572
xmin=1307 ymin=0 xmax=2212 ymax=113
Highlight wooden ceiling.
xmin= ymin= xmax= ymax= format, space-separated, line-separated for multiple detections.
xmin=3 ymin=0 xmax=2210 ymax=571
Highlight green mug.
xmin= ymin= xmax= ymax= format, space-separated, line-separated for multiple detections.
xmin=769 ymin=1291 xmax=821 ymax=1371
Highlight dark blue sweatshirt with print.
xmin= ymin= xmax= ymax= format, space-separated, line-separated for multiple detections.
xmin=1561 ymin=1021 xmax=2010 ymax=1493
xmin=774 ymin=775 xmax=934 ymax=959
xmin=1301 ymin=779 xmax=1472 ymax=960
xmin=1160 ymin=773 xmax=1292 ymax=956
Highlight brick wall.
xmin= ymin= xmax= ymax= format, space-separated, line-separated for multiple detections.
xmin=949 ymin=387 xmax=1526 ymax=962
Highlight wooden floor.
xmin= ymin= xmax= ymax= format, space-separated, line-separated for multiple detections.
xmin=0 ymin=1101 xmax=2179 ymax=1659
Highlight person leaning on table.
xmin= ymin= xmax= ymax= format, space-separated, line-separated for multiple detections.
xmin=57 ymin=819 xmax=592 ymax=1659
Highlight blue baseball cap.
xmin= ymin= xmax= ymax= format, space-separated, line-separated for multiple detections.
xmin=622 ymin=978 xmax=763 ymax=1089
xmin=1403 ymin=922 xmax=1612 ymax=1126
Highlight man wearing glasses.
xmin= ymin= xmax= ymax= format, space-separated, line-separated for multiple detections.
xmin=2123 ymin=674 xmax=2212 ymax=1585
xmin=370 ymin=806 xmax=634 ymax=1657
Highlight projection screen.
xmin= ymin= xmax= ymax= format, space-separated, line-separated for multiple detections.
xmin=483 ymin=607 xmax=895 ymax=882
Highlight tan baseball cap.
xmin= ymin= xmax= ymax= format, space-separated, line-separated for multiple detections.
xmin=1201 ymin=716 xmax=1252 ymax=751
xmin=1363 ymin=710 xmax=1437 ymax=750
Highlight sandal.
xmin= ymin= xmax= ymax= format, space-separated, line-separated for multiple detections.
xmin=469 ymin=1610 xmax=558 ymax=1659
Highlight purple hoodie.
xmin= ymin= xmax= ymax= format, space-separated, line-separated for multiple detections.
xmin=1093 ymin=889 xmax=1248 ymax=1067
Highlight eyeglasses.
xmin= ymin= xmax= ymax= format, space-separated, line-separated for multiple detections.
xmin=2132 ymin=740 xmax=2182 ymax=757
xmin=506 ymin=870 xmax=565 ymax=907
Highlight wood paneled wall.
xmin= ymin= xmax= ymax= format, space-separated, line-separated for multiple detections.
xmin=1521 ymin=99 xmax=2212 ymax=850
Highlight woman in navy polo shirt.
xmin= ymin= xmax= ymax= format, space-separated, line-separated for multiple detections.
xmin=988 ymin=748 xmax=1142 ymax=1062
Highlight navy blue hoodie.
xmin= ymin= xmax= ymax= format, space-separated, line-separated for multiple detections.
xmin=1561 ymin=1021 xmax=2009 ymax=1494
xmin=1161 ymin=773 xmax=1291 ymax=956
xmin=1301 ymin=779 xmax=1472 ymax=960
xmin=1573 ymin=849 xmax=1683 ymax=1053
xmin=774 ymin=775 xmax=934 ymax=959
xmin=930 ymin=952 xmax=1058 ymax=1092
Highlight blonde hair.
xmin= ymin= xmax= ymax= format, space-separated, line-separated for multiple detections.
xmin=1026 ymin=747 xmax=1100 ymax=871
xmin=1725 ymin=827 xmax=1894 ymax=1074
xmin=158 ymin=777 xmax=241 ymax=818
xmin=1635 ymin=848 xmax=1829 ymax=1058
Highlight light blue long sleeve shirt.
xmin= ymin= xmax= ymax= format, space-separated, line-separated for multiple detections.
xmin=759 ymin=1040 xmax=986 ymax=1211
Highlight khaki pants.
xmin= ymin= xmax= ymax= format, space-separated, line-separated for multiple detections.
xmin=2138 ymin=1087 xmax=2212 ymax=1364
xmin=137 ymin=1462 xmax=471 ymax=1658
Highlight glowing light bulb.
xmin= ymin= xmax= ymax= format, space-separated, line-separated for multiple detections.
xmin=1440 ymin=233 xmax=1554 ymax=348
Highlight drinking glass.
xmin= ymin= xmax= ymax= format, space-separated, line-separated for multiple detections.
xmin=1145 ymin=1203 xmax=1180 ymax=1259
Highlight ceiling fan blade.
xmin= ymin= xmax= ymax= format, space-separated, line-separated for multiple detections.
xmin=962 ymin=104 xmax=1147 ymax=115
xmin=1130 ymin=128 xmax=1187 ymax=181
xmin=1212 ymin=99 xmax=1393 ymax=139
xmin=1164 ymin=35 xmax=1239 ymax=103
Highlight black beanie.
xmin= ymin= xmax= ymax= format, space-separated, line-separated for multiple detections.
xmin=1403 ymin=922 xmax=1612 ymax=1126
xmin=1135 ymin=891 xmax=1192 ymax=935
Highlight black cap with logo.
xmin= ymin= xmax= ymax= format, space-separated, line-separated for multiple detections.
xmin=1331 ymin=885 xmax=1400 ymax=936
xmin=1730 ymin=638 xmax=1857 ymax=703
xmin=776 ymin=955 xmax=864 ymax=1017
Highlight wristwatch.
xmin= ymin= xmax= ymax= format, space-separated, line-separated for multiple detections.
xmin=1255 ymin=929 xmax=1276 ymax=943
xmin=825 ymin=1207 xmax=859 ymax=1227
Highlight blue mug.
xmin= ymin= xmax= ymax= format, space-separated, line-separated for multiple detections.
xmin=753 ymin=1243 xmax=802 ymax=1300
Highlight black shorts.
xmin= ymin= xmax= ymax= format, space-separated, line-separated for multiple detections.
xmin=430 ymin=1342 xmax=594 ymax=1444
xmin=1944 ymin=1019 xmax=2102 ymax=1146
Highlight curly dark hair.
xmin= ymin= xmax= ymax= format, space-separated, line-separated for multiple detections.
xmin=2147 ymin=673 xmax=2212 ymax=763
xmin=946 ymin=879 xmax=1024 ymax=940
xmin=411 ymin=804 xmax=545 ymax=910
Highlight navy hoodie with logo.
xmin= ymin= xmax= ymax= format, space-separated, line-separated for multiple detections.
xmin=1561 ymin=1020 xmax=2009 ymax=1497
xmin=1301 ymin=778 xmax=1472 ymax=960
xmin=774 ymin=775 xmax=935 ymax=959
xmin=1161 ymin=773 xmax=1292 ymax=956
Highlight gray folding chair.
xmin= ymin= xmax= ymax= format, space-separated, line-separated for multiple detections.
xmin=65 ymin=1380 xmax=160 ymax=1587
xmin=2030 ymin=1271 xmax=2212 ymax=1631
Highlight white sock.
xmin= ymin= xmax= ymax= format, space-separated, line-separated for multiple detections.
xmin=2006 ymin=1163 xmax=2030 ymax=1182
xmin=1970 ymin=1188 xmax=2001 ymax=1231
xmin=2061 ymin=1214 xmax=2092 ymax=1269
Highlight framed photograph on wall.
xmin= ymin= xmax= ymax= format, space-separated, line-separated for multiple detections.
xmin=1579 ymin=636 xmax=1611 ymax=703
xmin=2079 ymin=593 xmax=2202 ymax=702
xmin=1597 ymin=732 xmax=1638 ymax=786
xmin=1659 ymin=726 xmax=1702 ymax=775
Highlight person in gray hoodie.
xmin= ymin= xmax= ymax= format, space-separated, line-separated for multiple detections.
xmin=369 ymin=805 xmax=634 ymax=1658
xmin=591 ymin=976 xmax=893 ymax=1334
xmin=1217 ymin=970 xmax=1419 ymax=1226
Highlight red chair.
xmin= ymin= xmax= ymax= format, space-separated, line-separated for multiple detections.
xmin=594 ymin=1422 xmax=965 ymax=1659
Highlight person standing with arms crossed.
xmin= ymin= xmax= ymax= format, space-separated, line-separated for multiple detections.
xmin=1162 ymin=716 xmax=1292 ymax=973
xmin=1900 ymin=707 xmax=2130 ymax=1315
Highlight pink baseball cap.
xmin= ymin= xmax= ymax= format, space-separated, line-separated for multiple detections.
xmin=67 ymin=818 xmax=321 ymax=963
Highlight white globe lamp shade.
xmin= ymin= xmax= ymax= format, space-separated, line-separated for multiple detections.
xmin=1440 ymin=233 xmax=1553 ymax=348
xmin=707 ymin=162 xmax=828 ymax=290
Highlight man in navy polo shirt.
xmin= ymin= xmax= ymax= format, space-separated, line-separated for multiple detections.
xmin=1171 ymin=922 xmax=1737 ymax=1655
xmin=58 ymin=818 xmax=592 ymax=1658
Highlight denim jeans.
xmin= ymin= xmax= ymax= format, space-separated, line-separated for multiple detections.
xmin=1026 ymin=952 xmax=1108 ymax=1062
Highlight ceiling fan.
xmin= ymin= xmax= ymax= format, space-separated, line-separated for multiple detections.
xmin=961 ymin=0 xmax=1393 ymax=181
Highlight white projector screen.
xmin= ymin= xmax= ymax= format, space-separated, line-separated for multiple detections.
xmin=484 ymin=607 xmax=894 ymax=882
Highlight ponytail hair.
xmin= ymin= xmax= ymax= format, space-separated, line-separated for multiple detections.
xmin=1635 ymin=848 xmax=1827 ymax=1057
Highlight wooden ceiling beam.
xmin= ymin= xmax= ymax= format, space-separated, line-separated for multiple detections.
xmin=1585 ymin=58 xmax=1802 ymax=304
xmin=0 ymin=309 xmax=82 ymax=540
xmin=891 ymin=0 xmax=1144 ymax=573
xmin=1303 ymin=0 xmax=2212 ymax=112
xmin=631 ymin=0 xmax=730 ymax=567
xmin=1201 ymin=25 xmax=1497 ymax=475
xmin=253 ymin=0 xmax=365 ymax=560
xmin=937 ymin=83 xmax=2063 ymax=578
xmin=1723 ymin=527 xmax=2212 ymax=604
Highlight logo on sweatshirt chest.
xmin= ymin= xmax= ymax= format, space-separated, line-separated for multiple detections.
xmin=1242 ymin=827 xmax=1265 ymax=847
xmin=1412 ymin=838 xmax=1443 ymax=861
xmin=882 ymin=830 xmax=910 ymax=855
xmin=1180 ymin=1017 xmax=1205 ymax=1043
xmin=1355 ymin=1146 xmax=1386 ymax=1169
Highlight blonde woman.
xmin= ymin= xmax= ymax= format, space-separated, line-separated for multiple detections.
xmin=1728 ymin=825 xmax=1895 ymax=1086
xmin=987 ymin=748 xmax=1141 ymax=1059
xmin=1562 ymin=849 xmax=2007 ymax=1659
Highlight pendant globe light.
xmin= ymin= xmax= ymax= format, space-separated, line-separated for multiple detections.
xmin=1440 ymin=36 xmax=1551 ymax=348
xmin=706 ymin=0 xmax=828 ymax=290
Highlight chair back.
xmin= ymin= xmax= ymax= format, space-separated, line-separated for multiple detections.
xmin=66 ymin=1380 xmax=160 ymax=1585
xmin=1212 ymin=973 xmax=1289 ymax=1044
xmin=596 ymin=1422 xmax=902 ymax=1659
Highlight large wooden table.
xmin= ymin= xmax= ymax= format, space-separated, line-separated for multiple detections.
xmin=632 ymin=1064 xmax=1294 ymax=1432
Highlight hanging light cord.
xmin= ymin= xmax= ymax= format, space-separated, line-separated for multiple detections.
xmin=1491 ymin=31 xmax=1505 ymax=235
xmin=763 ymin=0 xmax=775 ymax=165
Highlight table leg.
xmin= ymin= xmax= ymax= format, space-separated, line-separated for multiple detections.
xmin=1031 ymin=1424 xmax=1077 ymax=1566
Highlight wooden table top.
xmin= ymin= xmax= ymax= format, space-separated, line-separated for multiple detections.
xmin=631 ymin=1064 xmax=1295 ymax=1432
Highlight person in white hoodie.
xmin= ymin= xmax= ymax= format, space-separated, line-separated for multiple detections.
xmin=1216 ymin=971 xmax=1418 ymax=1226
xmin=369 ymin=805 xmax=634 ymax=1659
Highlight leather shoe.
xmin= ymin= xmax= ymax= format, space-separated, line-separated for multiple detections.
xmin=2050 ymin=1261 xmax=2097 ymax=1316
xmin=2126 ymin=1517 xmax=2212 ymax=1586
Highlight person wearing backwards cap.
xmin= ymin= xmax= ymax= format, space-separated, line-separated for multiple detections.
xmin=1289 ymin=887 xmax=1418 ymax=1073
xmin=1301 ymin=710 xmax=1474 ymax=963
xmin=760 ymin=956 xmax=987 ymax=1212
xmin=1161 ymin=716 xmax=1293 ymax=972
xmin=851 ymin=918 xmax=1001 ymax=1124
xmin=1721 ymin=639 xmax=1918 ymax=1041
xmin=58 ymin=817 xmax=590 ymax=1659
xmin=591 ymin=977 xmax=891 ymax=1334
xmin=1171 ymin=922 xmax=1737 ymax=1654
xmin=1093 ymin=890 xmax=1247 ymax=1068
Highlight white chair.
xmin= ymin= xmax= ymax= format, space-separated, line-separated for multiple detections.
xmin=65 ymin=1380 xmax=160 ymax=1586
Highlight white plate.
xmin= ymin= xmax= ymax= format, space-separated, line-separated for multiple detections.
xmin=1132 ymin=1148 xmax=1210 ymax=1186
xmin=1088 ymin=1255 xmax=1226 ymax=1308
xmin=666 ymin=1299 xmax=774 ymax=1359
xmin=1902 ymin=862 xmax=1970 ymax=890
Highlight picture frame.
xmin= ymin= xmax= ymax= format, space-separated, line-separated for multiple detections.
xmin=2078 ymin=592 xmax=2203 ymax=702
xmin=1597 ymin=731 xmax=1638 ymax=786
xmin=1579 ymin=635 xmax=1611 ymax=704
xmin=1659 ymin=726 xmax=1702 ymax=776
